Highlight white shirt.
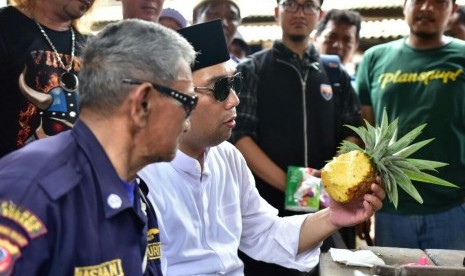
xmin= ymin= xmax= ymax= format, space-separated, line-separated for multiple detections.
xmin=138 ymin=142 xmax=320 ymax=275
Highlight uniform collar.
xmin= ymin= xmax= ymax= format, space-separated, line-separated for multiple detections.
xmin=72 ymin=120 xmax=137 ymax=219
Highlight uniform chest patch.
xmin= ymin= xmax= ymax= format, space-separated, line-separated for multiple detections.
xmin=74 ymin=259 xmax=124 ymax=276
xmin=320 ymin=84 xmax=333 ymax=101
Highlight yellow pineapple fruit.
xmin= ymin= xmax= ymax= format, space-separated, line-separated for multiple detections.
xmin=321 ymin=109 xmax=458 ymax=208
xmin=321 ymin=151 xmax=375 ymax=203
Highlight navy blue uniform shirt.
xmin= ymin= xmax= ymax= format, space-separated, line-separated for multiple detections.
xmin=0 ymin=120 xmax=162 ymax=275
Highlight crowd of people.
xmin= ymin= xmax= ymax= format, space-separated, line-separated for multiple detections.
xmin=0 ymin=0 xmax=463 ymax=275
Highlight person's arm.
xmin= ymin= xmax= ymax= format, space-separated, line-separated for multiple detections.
xmin=361 ymin=105 xmax=375 ymax=126
xmin=235 ymin=136 xmax=287 ymax=191
xmin=297 ymin=180 xmax=385 ymax=253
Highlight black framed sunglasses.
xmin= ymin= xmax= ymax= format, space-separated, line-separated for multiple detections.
xmin=122 ymin=79 xmax=198 ymax=118
xmin=194 ymin=72 xmax=242 ymax=102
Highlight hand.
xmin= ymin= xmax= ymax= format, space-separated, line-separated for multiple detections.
xmin=328 ymin=176 xmax=385 ymax=228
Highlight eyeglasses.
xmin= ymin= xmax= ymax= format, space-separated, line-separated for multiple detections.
xmin=194 ymin=72 xmax=242 ymax=102
xmin=279 ymin=1 xmax=320 ymax=15
xmin=122 ymin=79 xmax=198 ymax=118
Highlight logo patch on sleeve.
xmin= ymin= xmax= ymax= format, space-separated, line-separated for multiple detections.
xmin=147 ymin=242 xmax=161 ymax=260
xmin=147 ymin=228 xmax=159 ymax=241
xmin=0 ymin=238 xmax=21 ymax=275
xmin=0 ymin=201 xmax=47 ymax=239
xmin=74 ymin=259 xmax=124 ymax=276
xmin=0 ymin=225 xmax=28 ymax=248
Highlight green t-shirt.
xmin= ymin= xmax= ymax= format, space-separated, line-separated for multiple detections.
xmin=356 ymin=37 xmax=465 ymax=215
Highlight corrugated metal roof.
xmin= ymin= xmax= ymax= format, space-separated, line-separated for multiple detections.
xmin=361 ymin=19 xmax=409 ymax=39
xmin=323 ymin=0 xmax=404 ymax=11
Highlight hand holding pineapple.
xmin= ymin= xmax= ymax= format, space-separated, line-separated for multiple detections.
xmin=297 ymin=181 xmax=384 ymax=253
xmin=321 ymin=109 xmax=458 ymax=208
xmin=327 ymin=180 xmax=385 ymax=228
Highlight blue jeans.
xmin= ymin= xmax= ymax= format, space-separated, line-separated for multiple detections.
xmin=375 ymin=203 xmax=465 ymax=250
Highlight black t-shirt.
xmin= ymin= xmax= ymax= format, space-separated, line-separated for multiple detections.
xmin=0 ymin=6 xmax=87 ymax=157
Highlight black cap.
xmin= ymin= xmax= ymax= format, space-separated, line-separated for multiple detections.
xmin=177 ymin=19 xmax=230 ymax=71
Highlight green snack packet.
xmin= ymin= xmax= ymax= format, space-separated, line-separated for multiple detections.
xmin=285 ymin=166 xmax=321 ymax=212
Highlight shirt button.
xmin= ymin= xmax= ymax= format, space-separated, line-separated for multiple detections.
xmin=107 ymin=194 xmax=122 ymax=209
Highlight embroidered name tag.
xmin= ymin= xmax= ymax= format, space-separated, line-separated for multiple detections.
xmin=147 ymin=242 xmax=161 ymax=260
xmin=74 ymin=259 xmax=124 ymax=276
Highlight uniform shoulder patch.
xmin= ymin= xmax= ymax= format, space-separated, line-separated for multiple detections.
xmin=0 ymin=238 xmax=21 ymax=275
xmin=0 ymin=201 xmax=47 ymax=239
xmin=147 ymin=228 xmax=161 ymax=261
xmin=0 ymin=225 xmax=28 ymax=248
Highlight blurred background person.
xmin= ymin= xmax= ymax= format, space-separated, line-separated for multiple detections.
xmin=122 ymin=0 xmax=164 ymax=22
xmin=356 ymin=0 xmax=465 ymax=250
xmin=159 ymin=7 xmax=187 ymax=30
xmin=229 ymin=31 xmax=249 ymax=62
xmin=0 ymin=0 xmax=95 ymax=158
xmin=313 ymin=9 xmax=362 ymax=77
xmin=193 ymin=0 xmax=241 ymax=52
xmin=445 ymin=4 xmax=465 ymax=40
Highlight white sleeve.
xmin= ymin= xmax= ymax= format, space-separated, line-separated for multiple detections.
xmin=236 ymin=152 xmax=321 ymax=272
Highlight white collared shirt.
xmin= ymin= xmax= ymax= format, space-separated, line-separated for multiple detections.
xmin=139 ymin=142 xmax=320 ymax=275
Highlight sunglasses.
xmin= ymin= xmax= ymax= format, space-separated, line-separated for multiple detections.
xmin=194 ymin=72 xmax=242 ymax=102
xmin=122 ymin=79 xmax=198 ymax=118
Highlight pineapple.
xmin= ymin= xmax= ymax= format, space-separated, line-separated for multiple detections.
xmin=321 ymin=109 xmax=458 ymax=208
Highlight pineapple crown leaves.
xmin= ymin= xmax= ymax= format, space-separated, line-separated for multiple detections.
xmin=338 ymin=108 xmax=458 ymax=209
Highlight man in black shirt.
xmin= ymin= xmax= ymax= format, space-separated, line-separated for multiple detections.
xmin=0 ymin=0 xmax=95 ymax=157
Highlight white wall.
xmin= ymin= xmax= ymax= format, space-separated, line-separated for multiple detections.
xmin=0 ymin=0 xmax=7 ymax=8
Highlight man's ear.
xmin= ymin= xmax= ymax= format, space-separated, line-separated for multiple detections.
xmin=274 ymin=6 xmax=279 ymax=22
xmin=130 ymin=83 xmax=153 ymax=128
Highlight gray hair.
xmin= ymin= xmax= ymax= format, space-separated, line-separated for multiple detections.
xmin=79 ymin=19 xmax=196 ymax=113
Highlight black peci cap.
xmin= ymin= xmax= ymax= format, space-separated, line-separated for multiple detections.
xmin=177 ymin=19 xmax=230 ymax=71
